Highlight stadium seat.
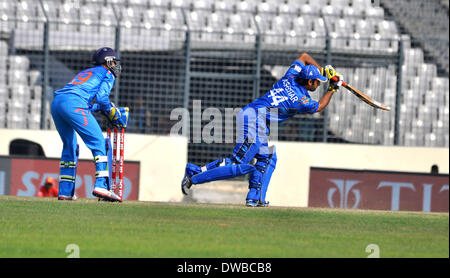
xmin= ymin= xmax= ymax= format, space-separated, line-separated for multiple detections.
xmin=0 ymin=0 xmax=14 ymax=15
xmin=186 ymin=9 xmax=208 ymax=31
xmin=7 ymin=97 xmax=27 ymax=129
xmin=404 ymin=132 xmax=420 ymax=146
xmin=355 ymin=18 xmax=375 ymax=35
xmin=321 ymin=5 xmax=342 ymax=17
xmin=366 ymin=6 xmax=384 ymax=18
xmin=235 ymin=0 xmax=257 ymax=13
xmin=165 ymin=8 xmax=186 ymax=26
xmin=10 ymin=85 xmax=31 ymax=101
xmin=343 ymin=5 xmax=364 ymax=17
xmin=56 ymin=3 xmax=79 ymax=32
xmin=0 ymin=41 xmax=7 ymax=83
xmin=8 ymin=70 xmax=28 ymax=86
xmin=279 ymin=0 xmax=300 ymax=13
xmin=383 ymin=89 xmax=397 ymax=108
xmin=8 ymin=55 xmax=30 ymax=71
xmin=228 ymin=12 xmax=257 ymax=43
xmin=27 ymin=112 xmax=41 ymax=130
xmin=79 ymin=4 xmax=102 ymax=33
xmin=383 ymin=130 xmax=395 ymax=145
xmin=213 ymin=0 xmax=236 ymax=11
xmin=0 ymin=85 xmax=7 ymax=99
xmin=97 ymin=4 xmax=117 ymax=29
xmin=0 ymin=110 xmax=5 ymax=128
xmin=0 ymin=70 xmax=6 ymax=86
xmin=29 ymin=95 xmax=42 ymax=129
xmin=292 ymin=15 xmax=314 ymax=36
xmin=257 ymin=13 xmax=286 ymax=41
xmin=307 ymin=0 xmax=328 ymax=10
xmin=351 ymin=0 xmax=372 ymax=8
xmin=332 ymin=0 xmax=350 ymax=7
xmin=6 ymin=114 xmax=27 ymax=129
xmin=14 ymin=0 xmax=40 ymax=29
xmin=377 ymin=20 xmax=398 ymax=37
xmin=148 ymin=0 xmax=168 ymax=6
xmin=40 ymin=1 xmax=58 ymax=21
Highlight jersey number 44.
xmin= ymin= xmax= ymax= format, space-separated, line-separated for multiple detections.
xmin=269 ymin=89 xmax=288 ymax=106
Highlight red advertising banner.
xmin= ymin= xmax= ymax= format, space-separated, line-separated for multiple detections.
xmin=9 ymin=157 xmax=140 ymax=200
xmin=309 ymin=167 xmax=449 ymax=212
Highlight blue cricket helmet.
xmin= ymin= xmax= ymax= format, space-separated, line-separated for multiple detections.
xmin=92 ymin=47 xmax=122 ymax=77
xmin=299 ymin=65 xmax=327 ymax=83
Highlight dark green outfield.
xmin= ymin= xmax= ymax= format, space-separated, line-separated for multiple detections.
xmin=0 ymin=196 xmax=448 ymax=258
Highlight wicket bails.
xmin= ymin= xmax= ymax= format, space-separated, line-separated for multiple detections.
xmin=107 ymin=127 xmax=125 ymax=202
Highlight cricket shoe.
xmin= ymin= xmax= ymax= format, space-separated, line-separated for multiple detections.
xmin=181 ymin=175 xmax=193 ymax=195
xmin=245 ymin=199 xmax=269 ymax=207
xmin=92 ymin=187 xmax=121 ymax=202
xmin=58 ymin=195 xmax=77 ymax=201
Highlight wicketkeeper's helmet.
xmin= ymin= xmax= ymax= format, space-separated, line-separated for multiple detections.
xmin=92 ymin=47 xmax=122 ymax=78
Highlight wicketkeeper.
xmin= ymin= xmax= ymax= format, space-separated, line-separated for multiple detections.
xmin=181 ymin=52 xmax=344 ymax=207
xmin=51 ymin=47 xmax=128 ymax=202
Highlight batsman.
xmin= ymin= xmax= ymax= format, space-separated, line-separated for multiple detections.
xmin=181 ymin=52 xmax=344 ymax=207
xmin=51 ymin=47 xmax=129 ymax=202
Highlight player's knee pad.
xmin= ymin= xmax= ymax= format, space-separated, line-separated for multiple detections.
xmin=232 ymin=138 xmax=261 ymax=165
xmin=246 ymin=146 xmax=277 ymax=205
xmin=71 ymin=144 xmax=80 ymax=197
xmin=102 ymin=138 xmax=113 ymax=190
xmin=203 ymin=157 xmax=233 ymax=171
xmin=94 ymin=144 xmax=110 ymax=190
xmin=189 ymin=138 xmax=261 ymax=185
xmin=185 ymin=157 xmax=232 ymax=179
xmin=191 ymin=162 xmax=255 ymax=185
xmin=185 ymin=163 xmax=202 ymax=178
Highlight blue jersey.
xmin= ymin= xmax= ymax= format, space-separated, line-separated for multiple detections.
xmin=246 ymin=60 xmax=319 ymax=123
xmin=54 ymin=65 xmax=115 ymax=111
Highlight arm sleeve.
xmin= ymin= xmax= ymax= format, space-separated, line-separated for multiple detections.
xmin=284 ymin=60 xmax=305 ymax=78
xmin=96 ymin=73 xmax=115 ymax=112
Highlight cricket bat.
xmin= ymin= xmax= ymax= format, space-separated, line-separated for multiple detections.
xmin=331 ymin=76 xmax=391 ymax=111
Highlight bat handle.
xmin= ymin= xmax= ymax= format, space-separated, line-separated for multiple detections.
xmin=331 ymin=76 xmax=346 ymax=86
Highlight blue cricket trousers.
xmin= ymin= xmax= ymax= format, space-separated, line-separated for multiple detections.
xmin=51 ymin=93 xmax=106 ymax=196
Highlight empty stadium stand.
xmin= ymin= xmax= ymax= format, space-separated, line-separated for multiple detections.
xmin=379 ymin=0 xmax=449 ymax=76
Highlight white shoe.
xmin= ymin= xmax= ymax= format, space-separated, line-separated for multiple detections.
xmin=92 ymin=187 xmax=121 ymax=202
xmin=58 ymin=195 xmax=76 ymax=201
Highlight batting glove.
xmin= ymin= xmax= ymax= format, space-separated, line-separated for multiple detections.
xmin=328 ymin=73 xmax=344 ymax=92
xmin=321 ymin=65 xmax=336 ymax=80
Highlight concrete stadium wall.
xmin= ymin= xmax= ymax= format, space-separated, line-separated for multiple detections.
xmin=269 ymin=141 xmax=449 ymax=207
xmin=0 ymin=129 xmax=188 ymax=203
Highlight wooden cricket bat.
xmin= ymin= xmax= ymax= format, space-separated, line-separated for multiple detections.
xmin=331 ymin=76 xmax=391 ymax=111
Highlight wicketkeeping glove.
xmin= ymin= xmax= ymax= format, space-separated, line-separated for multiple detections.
xmin=117 ymin=107 xmax=129 ymax=129
xmin=101 ymin=102 xmax=127 ymax=128
xmin=328 ymin=73 xmax=344 ymax=92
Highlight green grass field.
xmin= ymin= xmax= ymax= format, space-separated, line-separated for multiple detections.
xmin=0 ymin=196 xmax=448 ymax=258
